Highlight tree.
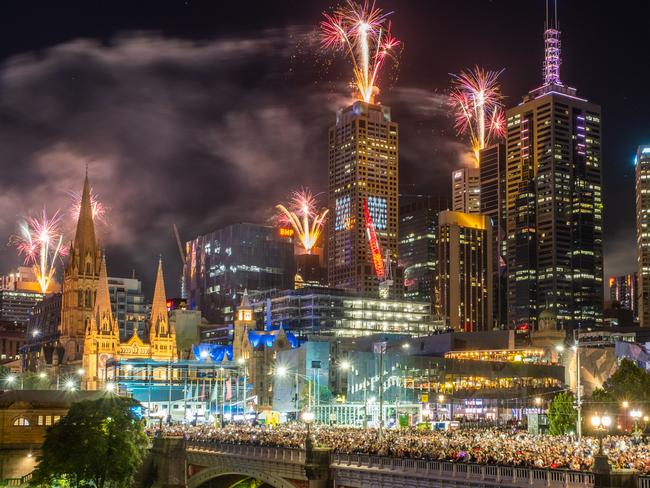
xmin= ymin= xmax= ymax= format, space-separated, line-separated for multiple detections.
xmin=596 ymin=358 xmax=650 ymax=405
xmin=30 ymin=397 xmax=148 ymax=488
xmin=548 ymin=391 xmax=577 ymax=435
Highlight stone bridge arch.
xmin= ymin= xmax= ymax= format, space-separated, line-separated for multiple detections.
xmin=187 ymin=463 xmax=298 ymax=488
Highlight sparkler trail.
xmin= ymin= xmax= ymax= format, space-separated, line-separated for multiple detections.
xmin=12 ymin=208 xmax=67 ymax=293
xmin=449 ymin=66 xmax=506 ymax=162
xmin=321 ymin=0 xmax=400 ymax=103
xmin=276 ymin=189 xmax=329 ymax=254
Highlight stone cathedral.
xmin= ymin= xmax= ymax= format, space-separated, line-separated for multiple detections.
xmin=61 ymin=173 xmax=177 ymax=389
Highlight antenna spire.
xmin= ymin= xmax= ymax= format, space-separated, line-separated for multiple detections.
xmin=543 ymin=0 xmax=562 ymax=86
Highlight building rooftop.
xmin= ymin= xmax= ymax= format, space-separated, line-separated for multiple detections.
xmin=0 ymin=389 xmax=110 ymax=409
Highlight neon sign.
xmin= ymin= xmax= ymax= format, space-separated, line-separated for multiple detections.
xmin=363 ymin=198 xmax=385 ymax=279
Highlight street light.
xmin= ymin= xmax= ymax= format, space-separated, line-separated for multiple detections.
xmin=302 ymin=410 xmax=315 ymax=452
xmin=106 ymin=382 xmax=116 ymax=393
xmin=65 ymin=379 xmax=76 ymax=391
xmin=591 ymin=413 xmax=612 ymax=474
xmin=77 ymin=368 xmax=85 ymax=376
xmin=38 ymin=372 xmax=47 ymax=380
xmin=339 ymin=360 xmax=351 ymax=371
xmin=622 ymin=400 xmax=630 ymax=410
xmin=276 ymin=365 xmax=288 ymax=377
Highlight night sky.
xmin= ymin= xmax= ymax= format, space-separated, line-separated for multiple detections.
xmin=0 ymin=0 xmax=647 ymax=297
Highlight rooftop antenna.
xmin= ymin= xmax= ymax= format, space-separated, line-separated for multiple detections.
xmin=543 ymin=0 xmax=562 ymax=86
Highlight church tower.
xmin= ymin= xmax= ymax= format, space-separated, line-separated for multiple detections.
xmin=149 ymin=257 xmax=177 ymax=361
xmin=233 ymin=290 xmax=255 ymax=362
xmin=82 ymin=255 xmax=119 ymax=390
xmin=60 ymin=172 xmax=102 ymax=363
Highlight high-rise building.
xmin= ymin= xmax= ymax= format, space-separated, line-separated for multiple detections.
xmin=0 ymin=290 xmax=43 ymax=327
xmin=608 ymin=274 xmax=638 ymax=320
xmin=636 ymin=145 xmax=650 ymax=326
xmin=184 ymin=222 xmax=295 ymax=324
xmin=438 ymin=211 xmax=492 ymax=331
xmin=398 ymin=195 xmax=448 ymax=306
xmin=505 ymin=7 xmax=602 ymax=331
xmin=452 ymin=167 xmax=480 ymax=214
xmin=328 ymin=100 xmax=399 ymax=296
xmin=107 ymin=276 xmax=149 ymax=340
xmin=0 ymin=266 xmax=60 ymax=294
xmin=479 ymin=144 xmax=507 ymax=327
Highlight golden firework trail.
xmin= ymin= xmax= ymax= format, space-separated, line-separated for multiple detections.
xmin=276 ymin=189 xmax=329 ymax=254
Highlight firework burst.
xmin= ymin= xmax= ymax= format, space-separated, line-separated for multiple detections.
xmin=449 ymin=66 xmax=505 ymax=161
xmin=12 ymin=208 xmax=67 ymax=293
xmin=321 ymin=0 xmax=400 ymax=103
xmin=68 ymin=187 xmax=107 ymax=225
xmin=276 ymin=189 xmax=329 ymax=254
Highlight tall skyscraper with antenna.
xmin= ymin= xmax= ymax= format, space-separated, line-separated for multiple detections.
xmin=505 ymin=0 xmax=603 ymax=332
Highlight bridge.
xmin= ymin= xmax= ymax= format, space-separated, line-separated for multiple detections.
xmin=145 ymin=436 xmax=646 ymax=488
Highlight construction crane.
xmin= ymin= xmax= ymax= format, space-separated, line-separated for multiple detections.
xmin=172 ymin=224 xmax=187 ymax=299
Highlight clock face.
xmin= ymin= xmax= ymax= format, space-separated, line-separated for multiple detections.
xmin=99 ymin=354 xmax=110 ymax=367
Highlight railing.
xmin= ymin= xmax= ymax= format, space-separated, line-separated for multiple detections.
xmin=185 ymin=439 xmax=306 ymax=464
xmin=330 ymin=453 xmax=594 ymax=487
xmin=180 ymin=439 xmax=650 ymax=488
xmin=0 ymin=472 xmax=33 ymax=487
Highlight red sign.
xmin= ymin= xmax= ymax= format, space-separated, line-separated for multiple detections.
xmin=363 ymin=198 xmax=385 ymax=279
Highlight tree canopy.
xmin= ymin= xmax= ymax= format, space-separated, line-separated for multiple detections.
xmin=591 ymin=358 xmax=650 ymax=407
xmin=547 ymin=391 xmax=577 ymax=435
xmin=30 ymin=396 xmax=148 ymax=488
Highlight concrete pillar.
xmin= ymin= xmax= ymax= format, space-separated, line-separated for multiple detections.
xmin=149 ymin=435 xmax=187 ymax=488
xmin=593 ymin=469 xmax=638 ymax=488
xmin=305 ymin=447 xmax=332 ymax=488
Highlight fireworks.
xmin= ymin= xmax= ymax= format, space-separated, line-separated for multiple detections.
xmin=449 ymin=66 xmax=506 ymax=161
xmin=69 ymin=187 xmax=107 ymax=225
xmin=12 ymin=208 xmax=67 ymax=293
xmin=276 ymin=189 xmax=329 ymax=254
xmin=321 ymin=0 xmax=400 ymax=103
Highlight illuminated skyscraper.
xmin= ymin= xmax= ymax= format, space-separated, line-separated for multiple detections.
xmin=452 ymin=167 xmax=480 ymax=214
xmin=636 ymin=145 xmax=650 ymax=326
xmin=438 ymin=211 xmax=492 ymax=331
xmin=328 ymin=101 xmax=399 ymax=296
xmin=608 ymin=273 xmax=638 ymax=320
xmin=506 ymin=4 xmax=602 ymax=331
xmin=398 ymin=195 xmax=448 ymax=306
xmin=479 ymin=144 xmax=507 ymax=327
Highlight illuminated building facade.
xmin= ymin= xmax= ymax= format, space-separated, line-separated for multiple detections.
xmin=438 ymin=211 xmax=492 ymax=331
xmin=107 ymin=276 xmax=148 ymax=340
xmin=636 ymin=145 xmax=650 ymax=326
xmin=398 ymin=195 xmax=448 ymax=306
xmin=506 ymin=9 xmax=602 ymax=331
xmin=184 ymin=223 xmax=295 ymax=324
xmin=0 ymin=290 xmax=43 ymax=327
xmin=328 ymin=101 xmax=399 ymax=296
xmin=479 ymin=144 xmax=507 ymax=327
xmin=82 ymin=257 xmax=177 ymax=390
xmin=452 ymin=167 xmax=480 ymax=214
xmin=250 ymin=286 xmax=442 ymax=338
xmin=608 ymin=274 xmax=638 ymax=320
xmin=59 ymin=173 xmax=102 ymax=363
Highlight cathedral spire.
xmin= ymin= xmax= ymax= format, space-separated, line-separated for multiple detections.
xmin=70 ymin=170 xmax=99 ymax=272
xmin=94 ymin=254 xmax=115 ymax=333
xmin=150 ymin=256 xmax=169 ymax=336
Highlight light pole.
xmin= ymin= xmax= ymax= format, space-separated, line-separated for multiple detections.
xmin=590 ymin=413 xmax=612 ymax=474
xmin=630 ymin=409 xmax=643 ymax=434
xmin=275 ymin=367 xmax=312 ymax=418
xmin=302 ymin=410 xmax=315 ymax=452
xmin=572 ymin=340 xmax=582 ymax=439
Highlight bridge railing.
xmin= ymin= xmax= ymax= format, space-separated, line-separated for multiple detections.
xmin=331 ymin=452 xmax=595 ymax=487
xmin=639 ymin=477 xmax=650 ymax=488
xmin=185 ymin=439 xmax=306 ymax=464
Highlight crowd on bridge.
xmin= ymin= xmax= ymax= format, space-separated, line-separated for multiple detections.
xmin=157 ymin=423 xmax=650 ymax=473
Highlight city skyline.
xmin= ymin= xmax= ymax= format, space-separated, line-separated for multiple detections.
xmin=0 ymin=1 xmax=647 ymax=295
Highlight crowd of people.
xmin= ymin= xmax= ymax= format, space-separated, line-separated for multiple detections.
xmin=156 ymin=423 xmax=650 ymax=474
